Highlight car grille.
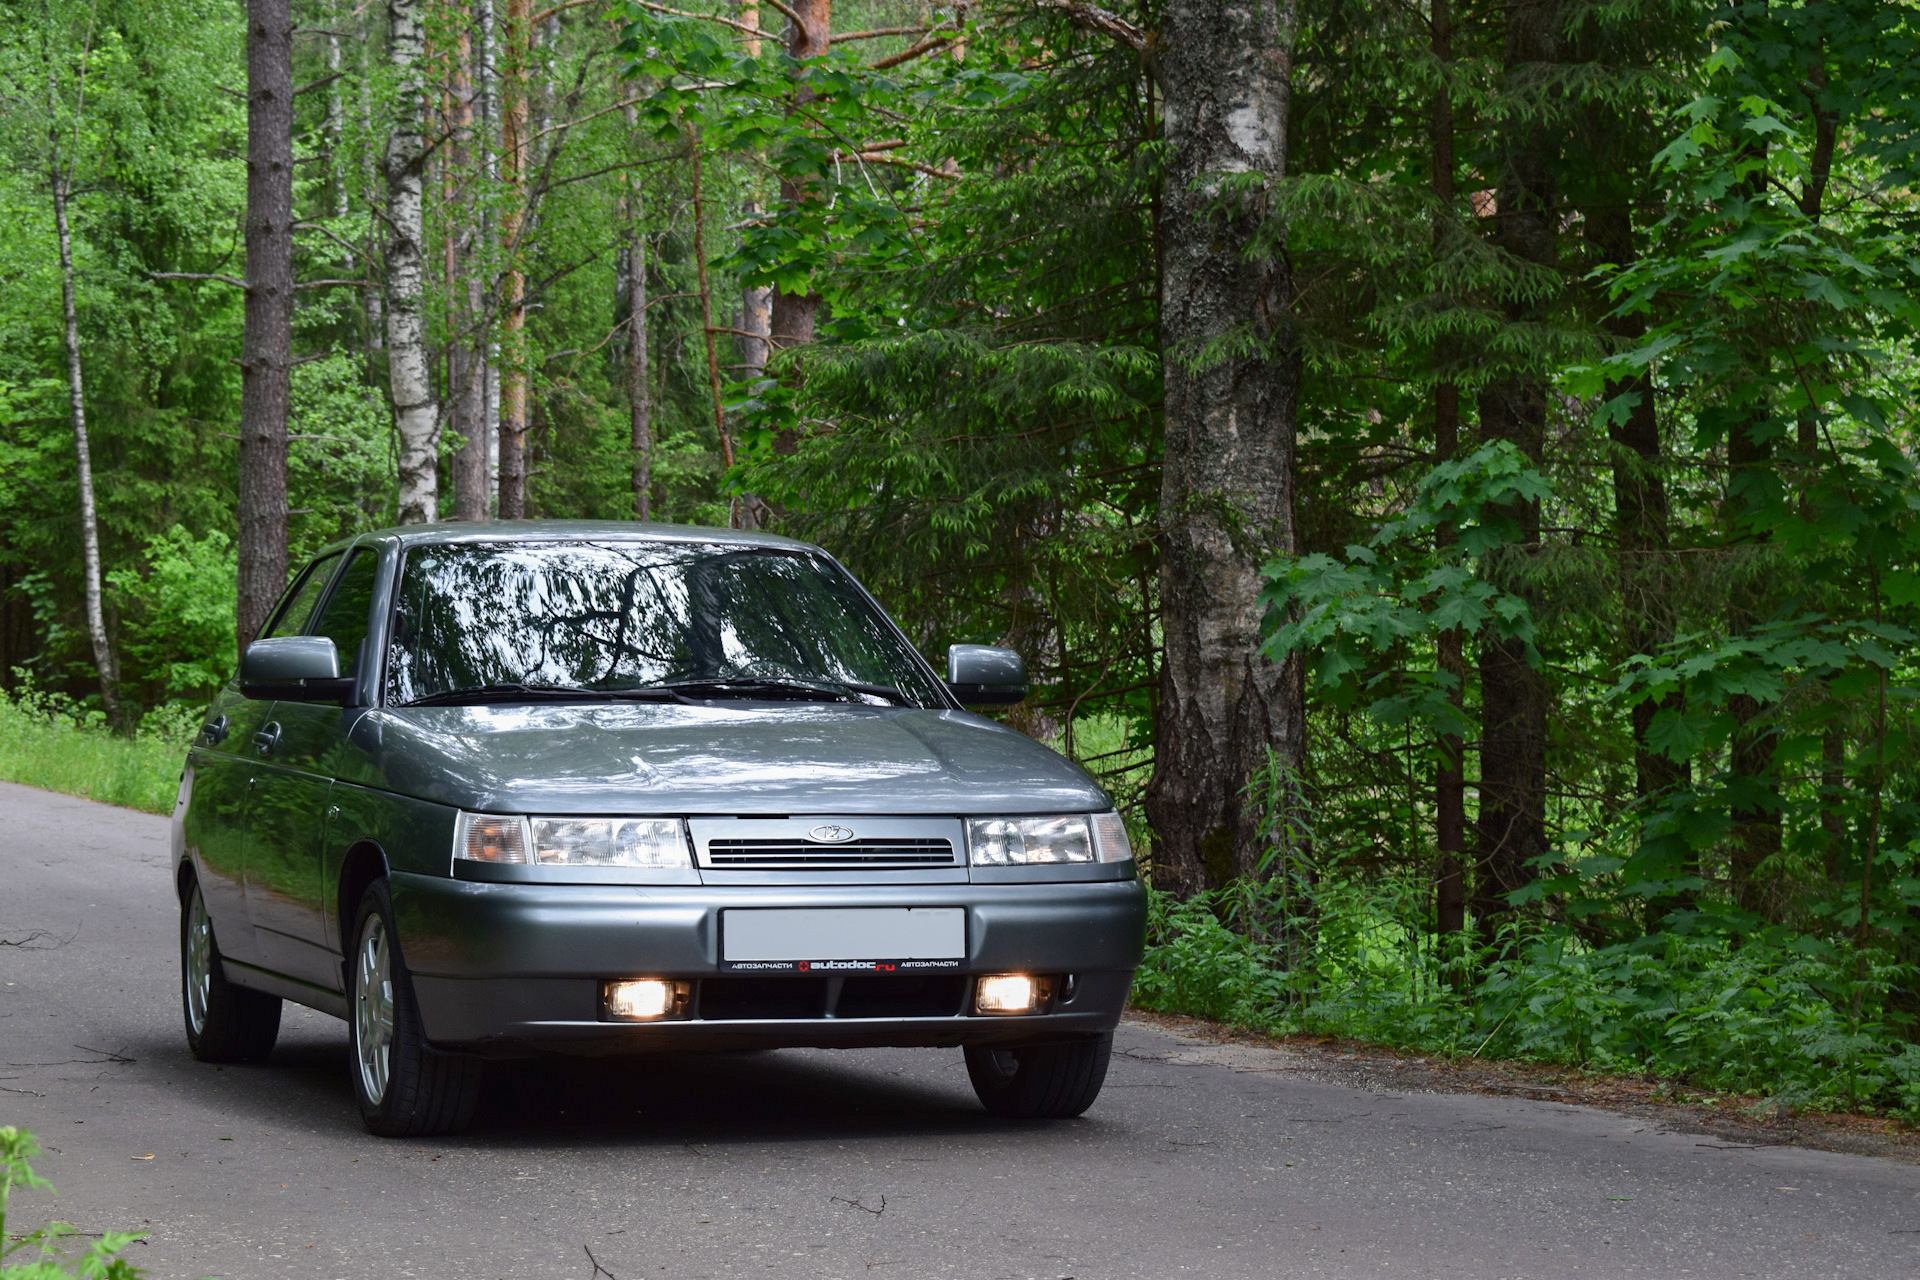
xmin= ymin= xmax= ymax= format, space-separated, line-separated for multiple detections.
xmin=705 ymin=837 xmax=956 ymax=867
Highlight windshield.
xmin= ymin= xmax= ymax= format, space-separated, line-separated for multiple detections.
xmin=384 ymin=540 xmax=946 ymax=708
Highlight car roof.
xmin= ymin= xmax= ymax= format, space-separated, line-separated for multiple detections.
xmin=328 ymin=520 xmax=821 ymax=558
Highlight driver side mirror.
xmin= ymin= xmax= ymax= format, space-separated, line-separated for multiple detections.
xmin=240 ymin=636 xmax=354 ymax=703
xmin=946 ymin=644 xmax=1027 ymax=706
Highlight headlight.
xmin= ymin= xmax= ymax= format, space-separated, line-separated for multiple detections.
xmin=455 ymin=814 xmax=691 ymax=868
xmin=967 ymin=815 xmax=1094 ymax=865
xmin=532 ymin=817 xmax=690 ymax=867
xmin=966 ymin=812 xmax=1133 ymax=865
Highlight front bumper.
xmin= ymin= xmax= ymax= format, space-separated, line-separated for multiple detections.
xmin=390 ymin=872 xmax=1147 ymax=1055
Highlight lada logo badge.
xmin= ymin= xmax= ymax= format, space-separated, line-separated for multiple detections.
xmin=808 ymin=823 xmax=856 ymax=844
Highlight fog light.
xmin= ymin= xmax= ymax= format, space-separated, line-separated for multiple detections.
xmin=605 ymin=979 xmax=684 ymax=1021
xmin=976 ymin=974 xmax=1045 ymax=1014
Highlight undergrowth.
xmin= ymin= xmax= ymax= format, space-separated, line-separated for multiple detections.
xmin=1133 ymin=879 xmax=1920 ymax=1117
xmin=0 ymin=685 xmax=193 ymax=816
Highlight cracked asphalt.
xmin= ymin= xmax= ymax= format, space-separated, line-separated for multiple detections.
xmin=2 ymin=779 xmax=1918 ymax=1279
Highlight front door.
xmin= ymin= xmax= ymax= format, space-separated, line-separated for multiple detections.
xmin=244 ymin=547 xmax=379 ymax=990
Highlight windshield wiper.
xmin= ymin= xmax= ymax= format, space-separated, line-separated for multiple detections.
xmin=650 ymin=677 xmax=861 ymax=704
xmin=403 ymin=682 xmax=692 ymax=707
xmin=833 ymin=681 xmax=911 ymax=705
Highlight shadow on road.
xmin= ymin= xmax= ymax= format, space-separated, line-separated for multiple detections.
xmin=137 ymin=1026 xmax=1021 ymax=1148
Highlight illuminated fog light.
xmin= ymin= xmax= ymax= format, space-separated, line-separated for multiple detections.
xmin=975 ymin=974 xmax=1042 ymax=1014
xmin=605 ymin=979 xmax=684 ymax=1021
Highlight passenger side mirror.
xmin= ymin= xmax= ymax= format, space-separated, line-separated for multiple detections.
xmin=946 ymin=644 xmax=1027 ymax=706
xmin=240 ymin=636 xmax=354 ymax=703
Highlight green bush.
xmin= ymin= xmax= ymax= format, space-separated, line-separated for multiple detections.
xmin=1 ymin=1126 xmax=144 ymax=1278
xmin=1134 ymin=878 xmax=1920 ymax=1116
xmin=0 ymin=684 xmax=193 ymax=815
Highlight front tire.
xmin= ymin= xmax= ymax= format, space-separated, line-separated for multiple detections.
xmin=181 ymin=877 xmax=281 ymax=1063
xmin=965 ymin=1033 xmax=1113 ymax=1119
xmin=347 ymin=880 xmax=481 ymax=1137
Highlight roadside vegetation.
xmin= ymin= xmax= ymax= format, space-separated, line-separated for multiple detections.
xmin=0 ymin=1127 xmax=143 ymax=1278
xmin=0 ymin=686 xmax=189 ymax=816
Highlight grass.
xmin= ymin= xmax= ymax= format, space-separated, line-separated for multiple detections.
xmin=0 ymin=689 xmax=194 ymax=815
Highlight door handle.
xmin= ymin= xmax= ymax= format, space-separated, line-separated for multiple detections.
xmin=201 ymin=714 xmax=229 ymax=746
xmin=253 ymin=722 xmax=282 ymax=756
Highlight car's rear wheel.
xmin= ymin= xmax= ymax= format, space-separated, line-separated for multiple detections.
xmin=965 ymin=1033 xmax=1113 ymax=1119
xmin=347 ymin=879 xmax=482 ymax=1137
xmin=181 ymin=877 xmax=281 ymax=1063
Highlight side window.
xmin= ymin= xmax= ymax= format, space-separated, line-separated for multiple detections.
xmin=308 ymin=549 xmax=381 ymax=678
xmin=259 ymin=554 xmax=341 ymax=641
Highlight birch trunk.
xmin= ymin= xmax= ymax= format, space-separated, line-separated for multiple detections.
xmin=49 ymin=151 xmax=118 ymax=723
xmin=1143 ymin=0 xmax=1301 ymax=893
xmin=386 ymin=0 xmax=439 ymax=524
xmin=237 ymin=0 xmax=295 ymax=653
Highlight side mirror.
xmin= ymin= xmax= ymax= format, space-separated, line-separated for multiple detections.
xmin=240 ymin=636 xmax=354 ymax=703
xmin=946 ymin=644 xmax=1027 ymax=706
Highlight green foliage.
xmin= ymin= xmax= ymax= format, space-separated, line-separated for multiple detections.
xmin=107 ymin=527 xmax=237 ymax=704
xmin=0 ymin=682 xmax=190 ymax=815
xmin=1138 ymin=876 xmax=1920 ymax=1115
xmin=0 ymin=1127 xmax=144 ymax=1279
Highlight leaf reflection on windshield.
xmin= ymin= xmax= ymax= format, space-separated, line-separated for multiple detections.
xmin=386 ymin=541 xmax=944 ymax=709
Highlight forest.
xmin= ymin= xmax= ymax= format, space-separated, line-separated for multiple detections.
xmin=4 ymin=0 xmax=1920 ymax=1114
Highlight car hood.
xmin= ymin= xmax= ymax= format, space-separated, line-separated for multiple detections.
xmin=346 ymin=702 xmax=1110 ymax=815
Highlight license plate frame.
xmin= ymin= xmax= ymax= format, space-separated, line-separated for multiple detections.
xmin=719 ymin=907 xmax=966 ymax=974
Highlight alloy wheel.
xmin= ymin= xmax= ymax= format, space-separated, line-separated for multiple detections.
xmin=184 ymin=887 xmax=213 ymax=1036
xmin=353 ymin=913 xmax=395 ymax=1105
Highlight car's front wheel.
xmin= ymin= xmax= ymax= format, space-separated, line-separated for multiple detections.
xmin=347 ymin=880 xmax=482 ymax=1137
xmin=181 ymin=877 xmax=281 ymax=1063
xmin=965 ymin=1033 xmax=1113 ymax=1119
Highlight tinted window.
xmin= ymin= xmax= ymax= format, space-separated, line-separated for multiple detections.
xmin=385 ymin=541 xmax=944 ymax=706
xmin=259 ymin=553 xmax=340 ymax=640
xmin=309 ymin=548 xmax=380 ymax=678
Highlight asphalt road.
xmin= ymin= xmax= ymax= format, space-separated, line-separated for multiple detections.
xmin=2 ymin=779 xmax=1918 ymax=1280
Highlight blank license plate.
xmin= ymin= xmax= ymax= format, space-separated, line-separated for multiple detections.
xmin=721 ymin=907 xmax=965 ymax=974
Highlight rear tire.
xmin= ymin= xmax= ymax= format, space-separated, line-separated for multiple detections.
xmin=347 ymin=880 xmax=482 ymax=1137
xmin=181 ymin=877 xmax=281 ymax=1063
xmin=965 ymin=1033 xmax=1113 ymax=1119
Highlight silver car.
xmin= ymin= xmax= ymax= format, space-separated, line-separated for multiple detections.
xmin=172 ymin=522 xmax=1146 ymax=1135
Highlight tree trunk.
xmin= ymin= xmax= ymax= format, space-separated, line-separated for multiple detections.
xmin=769 ymin=0 xmax=829 ymax=349
xmin=1471 ymin=0 xmax=1559 ymax=934
xmin=386 ymin=0 xmax=439 ymax=523
xmin=497 ymin=0 xmax=531 ymax=519
xmin=236 ymin=0 xmax=295 ymax=657
xmin=445 ymin=15 xmax=489 ymax=522
xmin=48 ymin=145 xmax=118 ymax=723
xmin=358 ymin=4 xmax=384 ymax=369
xmin=1430 ymin=0 xmax=1465 ymax=937
xmin=477 ymin=0 xmax=500 ymax=504
xmin=1144 ymin=0 xmax=1302 ymax=894
xmin=627 ymin=205 xmax=652 ymax=521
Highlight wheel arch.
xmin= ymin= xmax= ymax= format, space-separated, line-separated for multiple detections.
xmin=337 ymin=840 xmax=391 ymax=954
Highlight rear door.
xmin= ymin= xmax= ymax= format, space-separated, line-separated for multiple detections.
xmin=245 ymin=546 xmax=381 ymax=990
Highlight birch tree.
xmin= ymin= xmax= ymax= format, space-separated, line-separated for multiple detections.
xmin=385 ymin=0 xmax=438 ymax=524
xmin=38 ymin=0 xmax=119 ymax=721
xmin=1144 ymin=0 xmax=1303 ymax=892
